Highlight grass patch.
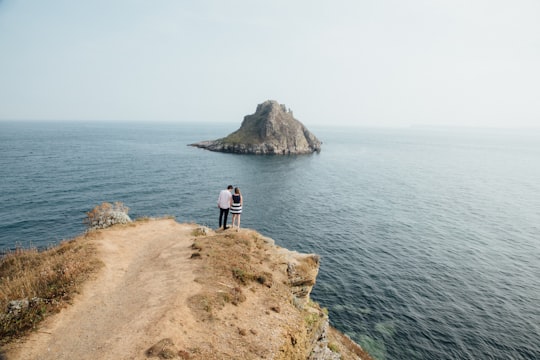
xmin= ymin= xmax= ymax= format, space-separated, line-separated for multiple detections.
xmin=232 ymin=267 xmax=251 ymax=285
xmin=231 ymin=267 xmax=272 ymax=287
xmin=328 ymin=342 xmax=340 ymax=354
xmin=191 ymin=227 xmax=208 ymax=237
xmin=187 ymin=230 xmax=278 ymax=323
xmin=0 ymin=237 xmax=102 ymax=345
xmin=221 ymin=125 xmax=263 ymax=145
xmin=304 ymin=312 xmax=322 ymax=328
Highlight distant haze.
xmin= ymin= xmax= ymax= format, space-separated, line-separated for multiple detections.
xmin=1 ymin=1 xmax=538 ymax=128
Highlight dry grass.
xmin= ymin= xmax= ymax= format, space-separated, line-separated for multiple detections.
xmin=187 ymin=229 xmax=372 ymax=360
xmin=0 ymin=235 xmax=102 ymax=345
xmin=187 ymin=231 xmax=272 ymax=320
xmin=185 ymin=229 xmax=334 ymax=359
xmin=191 ymin=231 xmax=274 ymax=287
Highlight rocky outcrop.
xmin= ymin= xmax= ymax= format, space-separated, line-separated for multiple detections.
xmin=285 ymin=255 xmax=340 ymax=360
xmin=84 ymin=202 xmax=132 ymax=231
xmin=190 ymin=100 xmax=322 ymax=155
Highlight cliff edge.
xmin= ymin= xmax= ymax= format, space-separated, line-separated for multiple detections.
xmin=3 ymin=219 xmax=371 ymax=360
xmin=190 ymin=100 xmax=322 ymax=155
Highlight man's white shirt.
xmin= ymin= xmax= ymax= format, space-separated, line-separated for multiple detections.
xmin=217 ymin=189 xmax=232 ymax=209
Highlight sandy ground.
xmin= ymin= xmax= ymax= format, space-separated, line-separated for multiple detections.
xmin=5 ymin=219 xmax=202 ymax=360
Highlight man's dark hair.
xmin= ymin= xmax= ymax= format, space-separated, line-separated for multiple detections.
xmin=227 ymin=185 xmax=233 ymax=190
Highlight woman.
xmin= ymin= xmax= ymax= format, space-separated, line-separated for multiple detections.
xmin=230 ymin=187 xmax=243 ymax=231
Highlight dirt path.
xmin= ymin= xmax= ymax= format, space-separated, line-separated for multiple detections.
xmin=6 ymin=219 xmax=202 ymax=360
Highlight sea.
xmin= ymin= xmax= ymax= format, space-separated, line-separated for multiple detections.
xmin=1 ymin=121 xmax=539 ymax=360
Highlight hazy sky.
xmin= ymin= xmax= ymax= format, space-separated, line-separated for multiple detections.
xmin=0 ymin=0 xmax=538 ymax=127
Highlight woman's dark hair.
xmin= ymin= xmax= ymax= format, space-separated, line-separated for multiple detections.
xmin=234 ymin=187 xmax=240 ymax=194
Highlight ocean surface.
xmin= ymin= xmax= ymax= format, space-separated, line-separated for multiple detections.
xmin=1 ymin=121 xmax=539 ymax=359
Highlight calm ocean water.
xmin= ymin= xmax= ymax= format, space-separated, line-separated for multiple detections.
xmin=1 ymin=121 xmax=539 ymax=359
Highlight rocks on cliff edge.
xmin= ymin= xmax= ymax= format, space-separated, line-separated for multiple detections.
xmin=190 ymin=100 xmax=322 ymax=155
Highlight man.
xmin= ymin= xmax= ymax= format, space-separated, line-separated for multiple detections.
xmin=217 ymin=185 xmax=233 ymax=230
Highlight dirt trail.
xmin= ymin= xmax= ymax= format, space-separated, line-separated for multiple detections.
xmin=6 ymin=219 xmax=202 ymax=360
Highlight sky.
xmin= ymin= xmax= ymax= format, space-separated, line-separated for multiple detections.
xmin=0 ymin=0 xmax=539 ymax=128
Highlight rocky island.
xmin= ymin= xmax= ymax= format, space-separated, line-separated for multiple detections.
xmin=190 ymin=100 xmax=322 ymax=155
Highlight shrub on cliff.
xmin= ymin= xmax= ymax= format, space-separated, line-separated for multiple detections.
xmin=84 ymin=202 xmax=132 ymax=230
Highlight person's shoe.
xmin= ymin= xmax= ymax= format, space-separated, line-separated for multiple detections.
xmin=224 ymin=226 xmax=229 ymax=230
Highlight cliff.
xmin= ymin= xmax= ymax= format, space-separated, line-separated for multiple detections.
xmin=2 ymin=219 xmax=371 ymax=360
xmin=190 ymin=100 xmax=322 ymax=155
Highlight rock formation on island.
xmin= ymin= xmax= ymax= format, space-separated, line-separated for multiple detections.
xmin=190 ymin=100 xmax=322 ymax=155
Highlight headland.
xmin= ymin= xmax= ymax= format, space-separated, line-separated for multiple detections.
xmin=1 ymin=219 xmax=372 ymax=359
